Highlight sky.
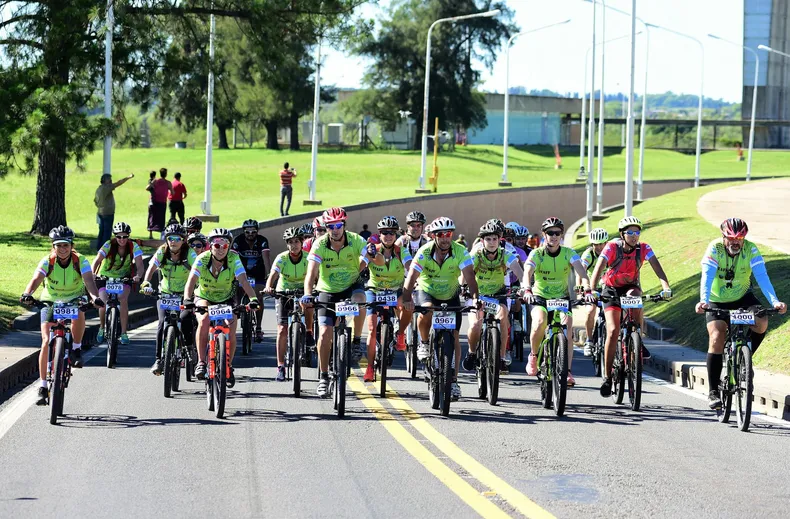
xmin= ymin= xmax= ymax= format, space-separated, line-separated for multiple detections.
xmin=322 ymin=0 xmax=747 ymax=102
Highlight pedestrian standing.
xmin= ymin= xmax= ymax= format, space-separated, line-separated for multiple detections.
xmin=148 ymin=167 xmax=173 ymax=238
xmin=359 ymin=224 xmax=372 ymax=240
xmin=279 ymin=162 xmax=296 ymax=216
xmin=94 ymin=172 xmax=134 ymax=250
xmin=169 ymin=172 xmax=187 ymax=224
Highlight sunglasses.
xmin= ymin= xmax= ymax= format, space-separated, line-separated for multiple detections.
xmin=167 ymin=236 xmax=183 ymax=243
xmin=544 ymin=230 xmax=562 ymax=237
xmin=723 ymin=235 xmax=744 ymax=242
xmin=380 ymin=230 xmax=396 ymax=236
xmin=435 ymin=231 xmax=453 ymax=238
xmin=326 ymin=222 xmax=344 ymax=230
xmin=190 ymin=242 xmax=205 ymax=249
xmin=211 ymin=241 xmax=230 ymax=250
xmin=623 ymin=230 xmax=641 ymax=236
xmin=244 ymin=229 xmax=257 ymax=234
xmin=115 ymin=235 xmax=129 ymax=240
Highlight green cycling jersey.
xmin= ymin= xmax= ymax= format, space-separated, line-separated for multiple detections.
xmin=190 ymin=250 xmax=246 ymax=302
xmin=701 ymin=238 xmax=779 ymax=305
xmin=307 ymin=232 xmax=366 ymax=293
xmin=35 ymin=252 xmax=92 ymax=302
xmin=97 ymin=239 xmax=144 ymax=278
xmin=272 ymin=250 xmax=309 ymax=291
xmin=472 ymin=247 xmax=518 ymax=296
xmin=367 ymin=244 xmax=412 ymax=290
xmin=411 ymin=241 xmax=473 ymax=300
xmin=152 ymin=246 xmax=197 ymax=294
xmin=526 ymin=246 xmax=580 ymax=300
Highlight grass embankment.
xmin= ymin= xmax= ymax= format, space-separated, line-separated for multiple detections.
xmin=572 ymin=182 xmax=790 ymax=375
xmin=1 ymin=145 xmax=788 ymax=332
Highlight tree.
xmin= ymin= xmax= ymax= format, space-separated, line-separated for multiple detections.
xmin=351 ymin=0 xmax=517 ymax=149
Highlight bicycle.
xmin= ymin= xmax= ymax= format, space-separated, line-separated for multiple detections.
xmin=600 ymin=294 xmax=666 ymax=411
xmin=707 ymin=306 xmax=779 ymax=432
xmin=367 ymin=289 xmax=399 ymax=397
xmin=590 ymin=300 xmax=606 ymax=378
xmin=239 ymin=277 xmax=258 ymax=356
xmin=476 ymin=290 xmax=520 ymax=406
xmin=97 ymin=276 xmax=132 ymax=369
xmin=31 ymin=298 xmax=93 ymax=425
xmin=272 ymin=290 xmax=306 ymax=397
xmin=405 ymin=312 xmax=420 ymax=379
xmin=144 ymin=291 xmax=196 ymax=398
xmin=195 ymin=303 xmax=249 ymax=418
xmin=413 ymin=304 xmax=475 ymax=416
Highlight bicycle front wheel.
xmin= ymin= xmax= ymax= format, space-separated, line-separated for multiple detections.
xmin=50 ymin=338 xmax=67 ymax=424
xmin=163 ymin=325 xmax=177 ymax=398
xmin=241 ymin=311 xmax=251 ymax=355
xmin=627 ymin=330 xmax=643 ymax=411
xmin=215 ymin=335 xmax=227 ymax=419
xmin=552 ymin=332 xmax=568 ymax=417
xmin=107 ymin=307 xmax=119 ymax=368
xmin=407 ymin=318 xmax=419 ymax=379
xmin=379 ymin=321 xmax=391 ymax=398
xmin=486 ymin=326 xmax=501 ymax=406
xmin=735 ymin=344 xmax=753 ymax=432
xmin=718 ymin=348 xmax=733 ymax=423
xmin=539 ymin=342 xmax=552 ymax=409
xmin=439 ymin=331 xmax=454 ymax=416
xmin=593 ymin=318 xmax=605 ymax=378
xmin=335 ymin=331 xmax=348 ymax=418
xmin=290 ymin=321 xmax=304 ymax=397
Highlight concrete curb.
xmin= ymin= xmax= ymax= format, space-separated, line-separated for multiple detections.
xmin=0 ymin=306 xmax=157 ymax=394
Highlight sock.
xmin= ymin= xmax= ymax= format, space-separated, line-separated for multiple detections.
xmin=72 ymin=342 xmax=81 ymax=351
xmin=353 ymin=336 xmax=361 ymax=344
xmin=751 ymin=331 xmax=766 ymax=353
xmin=40 ymin=379 xmax=48 ymax=388
xmin=707 ymin=353 xmax=723 ymax=391
xmin=320 ymin=371 xmax=329 ymax=379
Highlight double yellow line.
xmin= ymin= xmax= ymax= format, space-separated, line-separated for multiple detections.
xmin=347 ymin=369 xmax=555 ymax=519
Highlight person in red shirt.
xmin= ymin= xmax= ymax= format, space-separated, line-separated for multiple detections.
xmin=147 ymin=168 xmax=173 ymax=238
xmin=168 ymin=172 xmax=188 ymax=224
xmin=279 ymin=162 xmax=296 ymax=216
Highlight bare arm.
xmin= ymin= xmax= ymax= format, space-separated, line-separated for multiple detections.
xmin=236 ymin=272 xmax=258 ymax=300
xmin=589 ymin=256 xmax=608 ymax=290
xmin=461 ymin=265 xmax=479 ymax=300
xmin=133 ymin=255 xmax=145 ymax=281
xmin=509 ymin=262 xmax=525 ymax=284
xmin=303 ymin=260 xmax=319 ymax=295
xmin=262 ymin=249 xmax=272 ymax=273
xmin=402 ymin=266 xmax=420 ymax=301
xmin=143 ymin=260 xmax=159 ymax=284
xmin=647 ymin=256 xmax=671 ymax=292
xmin=112 ymin=174 xmax=134 ymax=188
xmin=183 ymin=271 xmax=199 ymax=300
xmin=521 ymin=263 xmax=535 ymax=290
xmin=266 ymin=269 xmax=279 ymax=291
xmin=571 ymin=260 xmax=591 ymax=292
xmin=92 ymin=252 xmax=104 ymax=275
xmin=23 ymin=271 xmax=45 ymax=296
xmin=82 ymin=272 xmax=100 ymax=299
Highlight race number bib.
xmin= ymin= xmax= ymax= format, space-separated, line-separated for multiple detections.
xmin=208 ymin=305 xmax=234 ymax=320
xmin=106 ymin=282 xmax=124 ymax=295
xmin=620 ymin=296 xmax=643 ymax=309
xmin=336 ymin=303 xmax=359 ymax=317
xmin=160 ymin=296 xmax=182 ymax=311
xmin=730 ymin=310 xmax=755 ymax=325
xmin=373 ymin=292 xmax=398 ymax=306
xmin=480 ymin=296 xmax=499 ymax=315
xmin=53 ymin=303 xmax=79 ymax=320
xmin=433 ymin=311 xmax=457 ymax=330
xmin=546 ymin=299 xmax=569 ymax=312
xmin=248 ymin=277 xmax=256 ymax=287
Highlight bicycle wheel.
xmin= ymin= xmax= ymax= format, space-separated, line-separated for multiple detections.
xmin=627 ymin=331 xmax=643 ymax=411
xmin=206 ymin=377 xmax=214 ymax=411
xmin=718 ymin=348 xmax=733 ymax=423
xmin=335 ymin=331 xmax=348 ymax=418
xmin=241 ymin=310 xmax=251 ymax=355
xmin=592 ymin=319 xmax=604 ymax=377
xmin=476 ymin=337 xmax=487 ymax=400
xmin=486 ymin=326 xmax=501 ymax=406
xmin=428 ymin=332 xmax=440 ymax=410
xmin=172 ymin=332 xmax=183 ymax=392
xmin=379 ymin=320 xmax=390 ymax=398
xmin=50 ymin=338 xmax=66 ymax=424
xmin=552 ymin=332 xmax=568 ymax=417
xmin=215 ymin=335 xmax=227 ymax=419
xmin=290 ymin=321 xmax=303 ymax=397
xmin=163 ymin=325 xmax=177 ymax=398
xmin=439 ymin=332 xmax=454 ymax=417
xmin=613 ymin=361 xmax=626 ymax=405
xmin=540 ymin=343 xmax=553 ymax=409
xmin=407 ymin=321 xmax=419 ymax=379
xmin=107 ymin=307 xmax=119 ymax=368
xmin=735 ymin=344 xmax=753 ymax=432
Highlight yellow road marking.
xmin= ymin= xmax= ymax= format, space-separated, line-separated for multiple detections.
xmin=347 ymin=374 xmax=511 ymax=518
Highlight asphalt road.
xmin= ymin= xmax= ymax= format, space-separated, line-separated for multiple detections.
xmin=1 ymin=307 xmax=789 ymax=519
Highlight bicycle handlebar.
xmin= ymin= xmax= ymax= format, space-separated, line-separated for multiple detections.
xmin=597 ymin=294 xmax=667 ymax=303
xmin=704 ymin=306 xmax=780 ymax=318
xmin=27 ymin=298 xmax=94 ymax=313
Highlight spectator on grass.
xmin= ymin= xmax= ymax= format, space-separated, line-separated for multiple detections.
xmin=147 ymin=168 xmax=172 ymax=238
xmin=94 ymin=172 xmax=134 ymax=250
xmin=279 ymin=162 xmax=296 ymax=216
xmin=360 ymin=224 xmax=372 ymax=240
xmin=456 ymin=234 xmax=468 ymax=249
xmin=168 ymin=172 xmax=188 ymax=224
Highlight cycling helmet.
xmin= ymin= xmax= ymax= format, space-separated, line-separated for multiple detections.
xmin=283 ymin=227 xmax=301 ymax=240
xmin=478 ymin=221 xmax=500 ymax=237
xmin=432 ymin=217 xmax=456 ymax=232
xmin=486 ymin=218 xmax=505 ymax=235
xmin=164 ymin=223 xmax=186 ymax=238
xmin=505 ymin=221 xmax=520 ymax=232
xmin=49 ymin=225 xmax=75 ymax=244
xmin=188 ymin=232 xmax=207 ymax=245
xmin=425 ymin=221 xmax=434 ymax=234
xmin=112 ymin=221 xmax=131 ymax=235
xmin=541 ymin=217 xmax=564 ymax=232
xmin=503 ymin=226 xmax=516 ymax=239
xmin=298 ymin=223 xmax=313 ymax=237
xmin=589 ymin=228 xmax=609 ymax=244
xmin=377 ymin=216 xmax=399 ymax=230
xmin=406 ymin=211 xmax=426 ymax=224
xmin=242 ymin=219 xmax=259 ymax=230
xmin=618 ymin=216 xmax=643 ymax=232
xmin=207 ymin=228 xmax=232 ymax=242
xmin=322 ymin=207 xmax=347 ymax=224
xmin=185 ymin=216 xmax=203 ymax=231
xmin=720 ymin=217 xmax=748 ymax=239
xmin=312 ymin=216 xmax=325 ymax=231
xmin=515 ymin=225 xmax=530 ymax=238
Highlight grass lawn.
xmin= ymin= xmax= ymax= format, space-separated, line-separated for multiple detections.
xmin=1 ymin=144 xmax=788 ymax=331
xmin=571 ymin=181 xmax=790 ymax=375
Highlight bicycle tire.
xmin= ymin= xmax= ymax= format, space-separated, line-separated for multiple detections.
xmin=291 ymin=321 xmax=303 ymax=397
xmin=241 ymin=310 xmax=251 ymax=355
xmin=50 ymin=338 xmax=66 ymax=424
xmin=407 ymin=323 xmax=419 ymax=379
xmin=163 ymin=325 xmax=176 ymax=398
xmin=336 ymin=331 xmax=348 ymax=418
xmin=173 ymin=331 xmax=184 ymax=392
xmin=486 ymin=325 xmax=501 ymax=406
xmin=206 ymin=377 xmax=214 ymax=411
xmin=476 ymin=338 xmax=487 ymax=400
xmin=439 ymin=331 xmax=454 ymax=416
xmin=593 ymin=318 xmax=605 ymax=378
xmin=428 ymin=331 xmax=441 ymax=409
xmin=107 ymin=307 xmax=119 ymax=368
xmin=735 ymin=344 xmax=753 ymax=432
xmin=215 ymin=334 xmax=227 ymax=419
xmin=627 ymin=330 xmax=643 ymax=411
xmin=718 ymin=347 xmax=733 ymax=423
xmin=552 ymin=332 xmax=568 ymax=416
xmin=539 ymin=340 xmax=552 ymax=409
xmin=379 ymin=321 xmax=390 ymax=398
xmin=613 ymin=361 xmax=626 ymax=405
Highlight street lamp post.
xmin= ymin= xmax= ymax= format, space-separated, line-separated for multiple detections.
xmin=595 ymin=0 xmax=606 ymax=214
xmin=419 ymin=9 xmax=501 ymax=192
xmin=202 ymin=6 xmax=216 ymax=216
xmin=308 ymin=38 xmax=322 ymax=203
xmin=103 ymin=0 xmax=113 ymax=177
xmin=648 ymin=23 xmax=704 ymax=188
xmin=709 ymin=35 xmax=759 ymax=182
xmin=502 ymin=19 xmax=571 ymax=186
xmin=623 ymin=0 xmax=637 ymax=216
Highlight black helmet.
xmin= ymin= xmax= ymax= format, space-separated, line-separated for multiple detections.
xmin=112 ymin=221 xmax=131 ymax=235
xmin=185 ymin=216 xmax=203 ymax=232
xmin=164 ymin=223 xmax=186 ymax=238
xmin=377 ymin=216 xmax=399 ymax=230
xmin=207 ymin=228 xmax=232 ymax=242
xmin=478 ymin=221 xmax=500 ymax=237
xmin=283 ymin=227 xmax=301 ymax=240
xmin=406 ymin=211 xmax=426 ymax=224
xmin=541 ymin=217 xmax=564 ymax=232
xmin=188 ymin=232 xmax=207 ymax=246
xmin=298 ymin=223 xmax=313 ymax=237
xmin=49 ymin=225 xmax=75 ymax=244
xmin=242 ymin=219 xmax=259 ymax=230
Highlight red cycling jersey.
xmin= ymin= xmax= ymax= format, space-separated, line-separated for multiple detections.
xmin=600 ymin=239 xmax=654 ymax=287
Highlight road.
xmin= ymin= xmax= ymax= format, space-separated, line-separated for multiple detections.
xmin=1 ymin=308 xmax=789 ymax=519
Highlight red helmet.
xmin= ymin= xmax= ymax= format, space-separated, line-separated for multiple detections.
xmin=720 ymin=218 xmax=748 ymax=239
xmin=312 ymin=216 xmax=325 ymax=230
xmin=322 ymin=207 xmax=347 ymax=224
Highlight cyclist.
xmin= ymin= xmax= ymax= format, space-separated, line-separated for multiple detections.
xmin=578 ymin=228 xmax=609 ymax=356
xmin=522 ymin=217 xmax=596 ymax=387
xmin=695 ymin=217 xmax=787 ymax=409
xmin=21 ymin=226 xmax=104 ymax=406
xmin=303 ymin=216 xmax=326 ymax=252
xmin=402 ymin=217 xmax=479 ymax=400
xmin=92 ymin=221 xmax=144 ymax=345
xmin=397 ymin=211 xmax=429 ymax=257
xmin=514 ymin=225 xmax=532 ymax=256
xmin=589 ymin=216 xmax=672 ymax=398
xmin=185 ymin=216 xmax=203 ymax=236
xmin=264 ymin=227 xmax=310 ymax=382
xmin=298 ymin=223 xmax=314 ymax=241
xmin=231 ymin=219 xmax=271 ymax=342
xmin=301 ymin=207 xmax=368 ymax=397
xmin=188 ymin=232 xmax=207 ymax=254
xmin=183 ymin=228 xmax=259 ymax=385
xmin=464 ymin=221 xmax=524 ymax=371
xmin=140 ymin=223 xmax=197 ymax=376
xmin=362 ymin=216 xmax=414 ymax=382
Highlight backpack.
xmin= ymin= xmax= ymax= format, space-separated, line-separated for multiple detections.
xmin=46 ymin=251 xmax=81 ymax=278
xmin=607 ymin=238 xmax=643 ymax=272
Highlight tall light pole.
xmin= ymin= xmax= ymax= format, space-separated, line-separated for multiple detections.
xmin=308 ymin=38 xmax=322 ymax=202
xmin=502 ymin=19 xmax=572 ymax=186
xmin=648 ymin=23 xmax=704 ymax=188
xmin=623 ymin=0 xmax=637 ymax=216
xmin=595 ymin=0 xmax=606 ymax=214
xmin=202 ymin=6 xmax=216 ymax=216
xmin=419 ymin=9 xmax=501 ymax=192
xmin=103 ymin=0 xmax=113 ymax=177
xmin=709 ymin=35 xmax=758 ymax=182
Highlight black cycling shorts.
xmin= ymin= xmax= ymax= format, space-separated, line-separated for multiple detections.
xmin=317 ymin=281 xmax=365 ymax=327
xmin=602 ymin=285 xmax=641 ymax=311
xmin=705 ymin=292 xmax=762 ymax=324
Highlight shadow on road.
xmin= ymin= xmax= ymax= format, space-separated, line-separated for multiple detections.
xmin=53 ymin=414 xmax=232 ymax=428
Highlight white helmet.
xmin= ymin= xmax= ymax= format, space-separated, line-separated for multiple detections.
xmin=618 ymin=216 xmax=643 ymax=232
xmin=589 ymin=228 xmax=609 ymax=244
xmin=431 ymin=216 xmax=455 ymax=232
